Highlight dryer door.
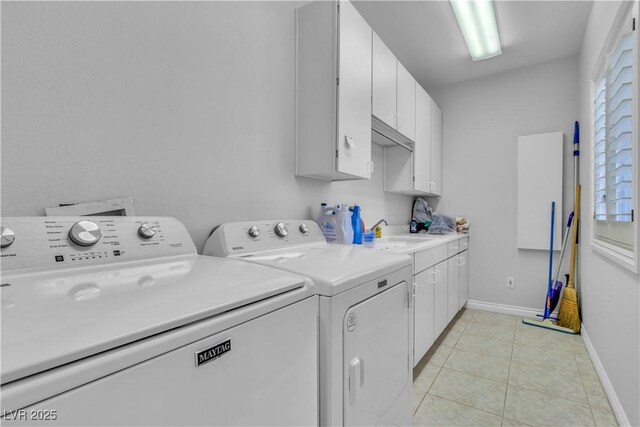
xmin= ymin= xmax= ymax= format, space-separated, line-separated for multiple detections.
xmin=343 ymin=281 xmax=411 ymax=426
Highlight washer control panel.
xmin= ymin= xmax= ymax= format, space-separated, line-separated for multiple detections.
xmin=203 ymin=220 xmax=325 ymax=258
xmin=0 ymin=217 xmax=196 ymax=272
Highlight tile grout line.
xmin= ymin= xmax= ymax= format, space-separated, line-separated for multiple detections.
xmin=574 ymin=350 xmax=599 ymax=426
xmin=501 ymin=319 xmax=518 ymax=420
xmin=424 ymin=391 xmax=505 ymax=420
xmin=439 ymin=365 xmax=509 ymax=385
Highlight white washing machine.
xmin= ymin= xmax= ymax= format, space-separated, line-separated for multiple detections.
xmin=204 ymin=220 xmax=414 ymax=426
xmin=1 ymin=217 xmax=318 ymax=426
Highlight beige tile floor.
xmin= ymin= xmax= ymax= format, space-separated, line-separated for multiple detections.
xmin=412 ymin=309 xmax=618 ymax=427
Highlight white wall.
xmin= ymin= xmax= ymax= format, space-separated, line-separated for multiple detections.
xmin=0 ymin=1 xmax=413 ymax=251
xmin=430 ymin=56 xmax=580 ymax=310
xmin=578 ymin=2 xmax=639 ymax=425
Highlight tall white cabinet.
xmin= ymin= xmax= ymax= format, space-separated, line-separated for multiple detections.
xmin=372 ymin=33 xmax=416 ymax=142
xmin=429 ymin=99 xmax=442 ymax=195
xmin=383 ymin=84 xmax=442 ymax=196
xmin=412 ymin=86 xmax=432 ymax=194
xmin=372 ymin=33 xmax=397 ymax=130
xmin=296 ymin=0 xmax=373 ymax=181
xmin=396 ymin=63 xmax=416 ymax=142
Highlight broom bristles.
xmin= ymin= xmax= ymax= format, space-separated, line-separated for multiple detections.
xmin=557 ymin=287 xmax=581 ymax=332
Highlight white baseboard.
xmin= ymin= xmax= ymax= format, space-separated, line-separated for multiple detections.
xmin=466 ymin=299 xmax=540 ymax=318
xmin=581 ymin=325 xmax=631 ymax=427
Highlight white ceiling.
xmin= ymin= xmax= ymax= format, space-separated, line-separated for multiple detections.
xmin=352 ymin=1 xmax=594 ymax=90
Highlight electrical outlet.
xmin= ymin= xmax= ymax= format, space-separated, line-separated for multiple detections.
xmin=506 ymin=277 xmax=515 ymax=289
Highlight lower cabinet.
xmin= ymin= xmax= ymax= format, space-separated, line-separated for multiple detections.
xmin=412 ymin=238 xmax=469 ymax=366
xmin=448 ymin=250 xmax=470 ymax=318
xmin=447 ymin=258 xmax=459 ymax=323
xmin=433 ymin=260 xmax=448 ymax=339
xmin=413 ymin=260 xmax=447 ymax=367
xmin=413 ymin=269 xmax=434 ymax=366
xmin=459 ymin=250 xmax=469 ymax=309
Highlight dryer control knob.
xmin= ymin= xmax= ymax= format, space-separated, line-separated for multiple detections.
xmin=138 ymin=223 xmax=157 ymax=239
xmin=68 ymin=221 xmax=102 ymax=247
xmin=299 ymin=224 xmax=309 ymax=234
xmin=1 ymin=227 xmax=15 ymax=248
xmin=247 ymin=226 xmax=260 ymax=238
xmin=274 ymin=222 xmax=288 ymax=238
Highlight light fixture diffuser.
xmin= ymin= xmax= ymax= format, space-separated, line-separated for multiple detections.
xmin=450 ymin=0 xmax=502 ymax=61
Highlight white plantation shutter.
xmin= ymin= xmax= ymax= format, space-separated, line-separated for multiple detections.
xmin=594 ymin=76 xmax=607 ymax=221
xmin=593 ymin=10 xmax=636 ymax=252
xmin=607 ymin=33 xmax=633 ymax=223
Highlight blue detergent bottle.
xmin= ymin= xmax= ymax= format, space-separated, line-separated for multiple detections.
xmin=351 ymin=205 xmax=363 ymax=245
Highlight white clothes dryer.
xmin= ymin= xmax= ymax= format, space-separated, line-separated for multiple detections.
xmin=204 ymin=220 xmax=414 ymax=426
xmin=1 ymin=217 xmax=318 ymax=426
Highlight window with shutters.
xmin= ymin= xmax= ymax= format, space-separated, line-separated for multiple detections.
xmin=591 ymin=2 xmax=638 ymax=272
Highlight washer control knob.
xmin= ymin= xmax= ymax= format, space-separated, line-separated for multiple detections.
xmin=138 ymin=223 xmax=157 ymax=239
xmin=299 ymin=224 xmax=309 ymax=234
xmin=68 ymin=221 xmax=102 ymax=247
xmin=274 ymin=222 xmax=288 ymax=238
xmin=247 ymin=226 xmax=260 ymax=238
xmin=1 ymin=227 xmax=15 ymax=248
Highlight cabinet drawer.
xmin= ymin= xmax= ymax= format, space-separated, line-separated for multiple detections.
xmin=447 ymin=240 xmax=461 ymax=257
xmin=414 ymin=244 xmax=448 ymax=274
xmin=460 ymin=237 xmax=469 ymax=251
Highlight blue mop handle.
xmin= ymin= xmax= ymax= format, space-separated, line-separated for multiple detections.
xmin=573 ymin=121 xmax=580 ymax=155
xmin=544 ymin=201 xmax=555 ymax=319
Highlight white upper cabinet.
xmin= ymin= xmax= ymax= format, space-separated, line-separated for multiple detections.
xmin=384 ymin=83 xmax=442 ymax=196
xmin=372 ymin=33 xmax=397 ymax=129
xmin=429 ymin=99 xmax=442 ymax=196
xmin=396 ymin=62 xmax=416 ymax=141
xmin=296 ymin=0 xmax=373 ymax=181
xmin=372 ymin=32 xmax=416 ymax=142
xmin=413 ymin=86 xmax=432 ymax=194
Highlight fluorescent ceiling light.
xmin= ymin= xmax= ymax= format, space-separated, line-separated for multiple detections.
xmin=450 ymin=0 xmax=502 ymax=61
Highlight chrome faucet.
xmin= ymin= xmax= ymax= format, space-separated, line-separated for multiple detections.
xmin=369 ymin=219 xmax=388 ymax=231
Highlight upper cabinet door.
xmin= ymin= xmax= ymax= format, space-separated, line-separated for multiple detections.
xmin=414 ymin=86 xmax=432 ymax=193
xmin=372 ymin=32 xmax=397 ymax=128
xmin=336 ymin=0 xmax=373 ymax=179
xmin=430 ymin=99 xmax=442 ymax=195
xmin=396 ymin=62 xmax=416 ymax=141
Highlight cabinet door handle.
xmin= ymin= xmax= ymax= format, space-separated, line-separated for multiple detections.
xmin=345 ymin=135 xmax=356 ymax=149
xmin=430 ymin=270 xmax=438 ymax=284
xmin=344 ymin=135 xmax=356 ymax=157
xmin=367 ymin=161 xmax=374 ymax=174
xmin=458 ymin=256 xmax=464 ymax=267
xmin=349 ymin=357 xmax=364 ymax=404
xmin=435 ymin=269 xmax=441 ymax=281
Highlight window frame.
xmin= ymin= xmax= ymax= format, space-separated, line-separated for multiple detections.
xmin=590 ymin=0 xmax=639 ymax=273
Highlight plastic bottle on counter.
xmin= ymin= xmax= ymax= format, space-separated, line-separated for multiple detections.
xmin=410 ymin=218 xmax=418 ymax=233
xmin=351 ymin=205 xmax=363 ymax=245
xmin=335 ymin=204 xmax=354 ymax=245
xmin=317 ymin=203 xmax=337 ymax=242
